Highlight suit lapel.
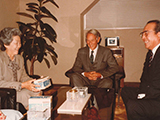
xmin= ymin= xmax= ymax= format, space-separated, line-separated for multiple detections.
xmin=150 ymin=46 xmax=160 ymax=64
xmin=85 ymin=47 xmax=92 ymax=66
xmin=94 ymin=46 xmax=103 ymax=64
xmin=92 ymin=46 xmax=104 ymax=71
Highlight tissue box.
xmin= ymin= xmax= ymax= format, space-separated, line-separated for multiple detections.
xmin=34 ymin=76 xmax=51 ymax=90
xmin=29 ymin=96 xmax=52 ymax=119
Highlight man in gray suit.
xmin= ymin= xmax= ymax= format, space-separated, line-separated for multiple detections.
xmin=70 ymin=29 xmax=119 ymax=88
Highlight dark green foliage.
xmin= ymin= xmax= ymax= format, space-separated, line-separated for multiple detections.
xmin=17 ymin=0 xmax=59 ymax=75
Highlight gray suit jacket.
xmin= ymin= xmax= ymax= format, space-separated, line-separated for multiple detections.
xmin=0 ymin=51 xmax=31 ymax=91
xmin=72 ymin=45 xmax=119 ymax=78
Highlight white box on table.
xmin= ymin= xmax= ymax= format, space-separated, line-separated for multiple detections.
xmin=58 ymin=94 xmax=91 ymax=115
xmin=28 ymin=96 xmax=52 ymax=119
xmin=34 ymin=76 xmax=51 ymax=90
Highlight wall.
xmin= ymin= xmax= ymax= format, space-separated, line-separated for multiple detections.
xmin=0 ymin=0 xmax=19 ymax=29
xmin=85 ymin=0 xmax=160 ymax=29
xmin=83 ymin=0 xmax=160 ymax=82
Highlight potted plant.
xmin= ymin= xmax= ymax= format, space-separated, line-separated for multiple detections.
xmin=16 ymin=0 xmax=59 ymax=77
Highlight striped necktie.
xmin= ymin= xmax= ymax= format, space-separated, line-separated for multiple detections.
xmin=90 ymin=51 xmax=94 ymax=64
xmin=148 ymin=50 xmax=153 ymax=67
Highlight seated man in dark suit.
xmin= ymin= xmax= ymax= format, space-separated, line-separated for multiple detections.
xmin=122 ymin=20 xmax=160 ymax=120
xmin=68 ymin=29 xmax=119 ymax=88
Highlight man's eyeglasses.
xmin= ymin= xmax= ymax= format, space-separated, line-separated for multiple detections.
xmin=139 ymin=30 xmax=155 ymax=38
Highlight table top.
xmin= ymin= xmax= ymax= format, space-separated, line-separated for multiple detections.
xmin=51 ymin=86 xmax=115 ymax=120
xmin=57 ymin=94 xmax=91 ymax=115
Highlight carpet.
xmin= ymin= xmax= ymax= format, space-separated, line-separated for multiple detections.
xmin=114 ymin=95 xmax=127 ymax=120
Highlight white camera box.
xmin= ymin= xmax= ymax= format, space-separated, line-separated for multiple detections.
xmin=28 ymin=96 xmax=52 ymax=120
xmin=34 ymin=76 xmax=51 ymax=90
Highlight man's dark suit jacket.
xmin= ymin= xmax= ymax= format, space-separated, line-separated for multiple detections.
xmin=72 ymin=45 xmax=119 ymax=79
xmin=139 ymin=46 xmax=160 ymax=100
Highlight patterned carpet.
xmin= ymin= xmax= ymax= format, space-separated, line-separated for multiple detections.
xmin=114 ymin=95 xmax=127 ymax=120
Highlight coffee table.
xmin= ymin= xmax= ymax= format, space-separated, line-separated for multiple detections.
xmin=57 ymin=93 xmax=91 ymax=115
xmin=51 ymin=86 xmax=115 ymax=120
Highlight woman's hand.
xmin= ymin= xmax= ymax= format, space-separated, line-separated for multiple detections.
xmin=0 ymin=110 xmax=6 ymax=120
xmin=21 ymin=79 xmax=40 ymax=92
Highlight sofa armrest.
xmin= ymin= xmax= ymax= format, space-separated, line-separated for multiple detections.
xmin=65 ymin=68 xmax=74 ymax=78
xmin=0 ymin=88 xmax=16 ymax=109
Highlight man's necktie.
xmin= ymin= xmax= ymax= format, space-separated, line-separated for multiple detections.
xmin=90 ymin=51 xmax=94 ymax=64
xmin=148 ymin=50 xmax=153 ymax=67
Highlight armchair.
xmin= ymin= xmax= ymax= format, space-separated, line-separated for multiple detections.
xmin=0 ymin=88 xmax=16 ymax=109
xmin=114 ymin=66 xmax=125 ymax=107
xmin=65 ymin=64 xmax=125 ymax=107
xmin=0 ymin=88 xmax=27 ymax=114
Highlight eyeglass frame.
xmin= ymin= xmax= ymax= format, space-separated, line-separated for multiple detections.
xmin=139 ymin=30 xmax=155 ymax=38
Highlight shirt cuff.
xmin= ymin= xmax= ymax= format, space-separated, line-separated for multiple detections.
xmin=18 ymin=83 xmax=22 ymax=91
xmin=82 ymin=72 xmax=85 ymax=77
xmin=100 ymin=75 xmax=103 ymax=79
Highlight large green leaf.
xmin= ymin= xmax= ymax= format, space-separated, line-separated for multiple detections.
xmin=17 ymin=23 xmax=35 ymax=40
xmin=35 ymin=37 xmax=46 ymax=53
xmin=40 ymin=22 xmax=57 ymax=43
xmin=38 ymin=0 xmax=43 ymax=3
xmin=27 ymin=22 xmax=37 ymax=26
xmin=26 ymin=3 xmax=39 ymax=6
xmin=43 ymin=0 xmax=59 ymax=8
xmin=44 ymin=53 xmax=47 ymax=56
xmin=18 ymin=24 xmax=35 ymax=39
xmin=26 ymin=3 xmax=39 ymax=13
xmin=43 ymin=32 xmax=55 ymax=43
xmin=43 ymin=23 xmax=57 ymax=42
xmin=23 ymin=39 xmax=32 ymax=53
xmin=32 ymin=44 xmax=38 ymax=55
xmin=39 ymin=14 xmax=51 ymax=19
xmin=44 ymin=58 xmax=50 ymax=68
xmin=40 ymin=6 xmax=58 ymax=22
xmin=22 ymin=23 xmax=38 ymax=38
xmin=50 ymin=54 xmax=58 ymax=65
xmin=22 ymin=52 xmax=29 ymax=74
xmin=17 ymin=12 xmax=34 ymax=20
xmin=27 ymin=5 xmax=38 ymax=10
xmin=36 ymin=13 xmax=55 ymax=20
xmin=17 ymin=21 xmax=37 ymax=27
xmin=26 ymin=9 xmax=38 ymax=14
xmin=17 ymin=21 xmax=26 ymax=26
xmin=37 ymin=53 xmax=44 ymax=63
xmin=17 ymin=21 xmax=28 ymax=33
xmin=35 ymin=14 xmax=41 ymax=21
xmin=45 ymin=44 xmax=58 ymax=58
xmin=23 ymin=40 xmax=34 ymax=61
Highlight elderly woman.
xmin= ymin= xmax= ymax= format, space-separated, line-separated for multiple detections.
xmin=0 ymin=27 xmax=41 ymax=109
